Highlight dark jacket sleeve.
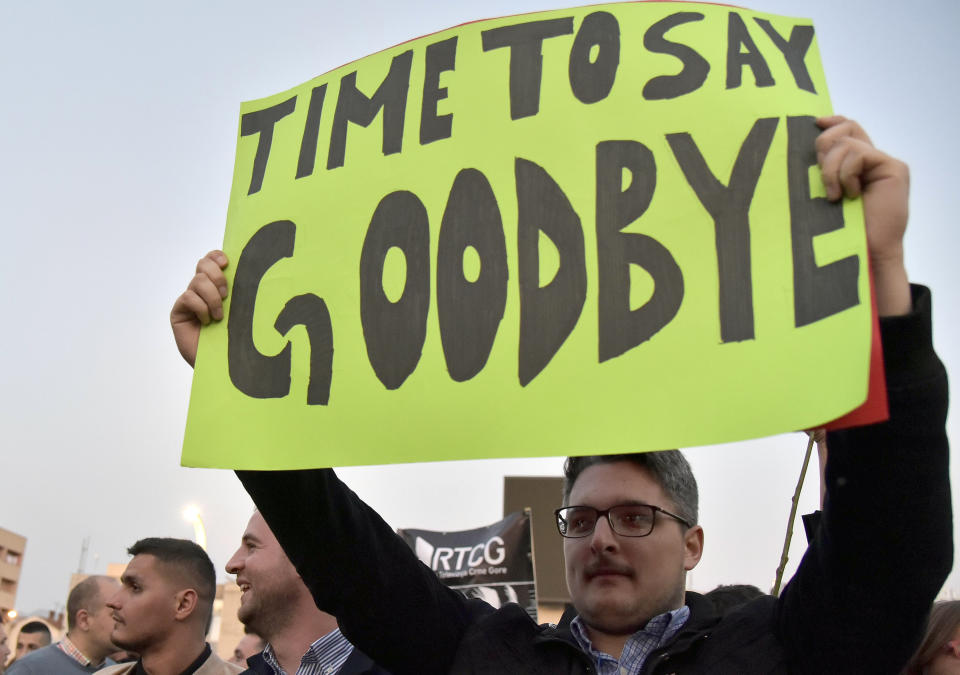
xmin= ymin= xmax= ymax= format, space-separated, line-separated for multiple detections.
xmin=235 ymin=467 xmax=495 ymax=675
xmin=775 ymin=285 xmax=952 ymax=674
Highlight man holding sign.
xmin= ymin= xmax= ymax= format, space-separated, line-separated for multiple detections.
xmin=173 ymin=115 xmax=950 ymax=673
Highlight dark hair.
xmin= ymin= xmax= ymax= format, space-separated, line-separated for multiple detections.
xmin=704 ymin=584 xmax=766 ymax=615
xmin=66 ymin=576 xmax=113 ymax=632
xmin=903 ymin=601 xmax=960 ymax=674
xmin=563 ymin=451 xmax=699 ymax=525
xmin=19 ymin=620 xmax=51 ymax=643
xmin=127 ymin=538 xmax=216 ymax=630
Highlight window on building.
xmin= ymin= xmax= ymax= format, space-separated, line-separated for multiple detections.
xmin=4 ymin=551 xmax=19 ymax=565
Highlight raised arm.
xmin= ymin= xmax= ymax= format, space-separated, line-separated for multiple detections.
xmin=776 ymin=117 xmax=951 ymax=673
xmin=169 ymin=255 xmax=489 ymax=673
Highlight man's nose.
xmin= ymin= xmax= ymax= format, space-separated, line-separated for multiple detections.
xmin=590 ymin=514 xmax=619 ymax=552
xmin=225 ymin=548 xmax=244 ymax=574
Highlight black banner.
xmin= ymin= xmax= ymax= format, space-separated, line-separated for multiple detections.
xmin=399 ymin=510 xmax=537 ymax=619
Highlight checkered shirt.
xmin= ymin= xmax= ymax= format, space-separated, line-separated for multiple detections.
xmin=570 ymin=605 xmax=690 ymax=675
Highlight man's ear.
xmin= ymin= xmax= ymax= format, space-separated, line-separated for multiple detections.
xmin=683 ymin=525 xmax=704 ymax=571
xmin=173 ymin=589 xmax=199 ymax=622
xmin=75 ymin=609 xmax=91 ymax=632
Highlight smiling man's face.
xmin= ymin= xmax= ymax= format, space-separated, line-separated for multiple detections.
xmin=225 ymin=512 xmax=303 ymax=639
xmin=563 ymin=461 xmax=703 ymax=638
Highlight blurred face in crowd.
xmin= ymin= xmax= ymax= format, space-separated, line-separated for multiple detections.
xmin=15 ymin=630 xmax=49 ymax=660
xmin=107 ymin=554 xmax=181 ymax=652
xmin=1 ymin=630 xmax=10 ymax=669
xmin=81 ymin=578 xmax=121 ymax=659
xmin=225 ymin=511 xmax=303 ymax=638
xmin=563 ymin=461 xmax=703 ymax=638
xmin=229 ymin=633 xmax=265 ymax=666
xmin=925 ymin=625 xmax=960 ymax=675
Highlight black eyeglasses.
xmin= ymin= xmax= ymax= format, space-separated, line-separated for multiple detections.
xmin=555 ymin=504 xmax=693 ymax=538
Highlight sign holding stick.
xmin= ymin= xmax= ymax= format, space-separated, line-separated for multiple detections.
xmin=182 ymin=2 xmax=877 ymax=470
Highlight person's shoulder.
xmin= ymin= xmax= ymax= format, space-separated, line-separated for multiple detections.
xmin=6 ymin=645 xmax=68 ymax=674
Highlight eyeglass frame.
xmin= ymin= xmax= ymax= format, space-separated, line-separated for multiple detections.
xmin=554 ymin=503 xmax=694 ymax=538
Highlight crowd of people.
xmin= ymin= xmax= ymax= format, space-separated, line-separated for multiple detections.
xmin=2 ymin=114 xmax=954 ymax=675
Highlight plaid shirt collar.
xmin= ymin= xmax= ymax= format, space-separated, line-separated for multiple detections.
xmin=261 ymin=628 xmax=354 ymax=675
xmin=571 ymin=605 xmax=691 ymax=675
xmin=57 ymin=635 xmax=94 ymax=667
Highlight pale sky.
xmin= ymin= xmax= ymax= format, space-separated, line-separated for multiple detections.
xmin=2 ymin=0 xmax=958 ymax=617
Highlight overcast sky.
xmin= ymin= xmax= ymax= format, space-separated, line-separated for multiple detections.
xmin=2 ymin=0 xmax=958 ymax=616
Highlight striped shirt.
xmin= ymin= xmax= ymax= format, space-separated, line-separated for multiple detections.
xmin=571 ymin=605 xmax=690 ymax=675
xmin=57 ymin=636 xmax=94 ymax=667
xmin=261 ymin=628 xmax=354 ymax=675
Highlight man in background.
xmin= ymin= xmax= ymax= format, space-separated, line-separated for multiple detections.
xmin=228 ymin=632 xmax=264 ymax=668
xmin=8 ymin=575 xmax=120 ymax=674
xmin=99 ymin=538 xmax=240 ymax=675
xmin=226 ymin=512 xmax=388 ymax=674
xmin=11 ymin=623 xmax=50 ymax=664
xmin=1 ymin=627 xmax=11 ymax=673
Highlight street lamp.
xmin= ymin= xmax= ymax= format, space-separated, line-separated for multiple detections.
xmin=182 ymin=506 xmax=208 ymax=550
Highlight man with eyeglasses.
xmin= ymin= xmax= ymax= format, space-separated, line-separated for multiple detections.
xmin=172 ymin=116 xmax=951 ymax=673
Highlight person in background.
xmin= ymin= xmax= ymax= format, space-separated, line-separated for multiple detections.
xmin=226 ymin=512 xmax=389 ymax=674
xmin=703 ymin=584 xmax=766 ymax=616
xmin=228 ymin=632 xmax=264 ymax=668
xmin=903 ymin=601 xmax=960 ymax=675
xmin=12 ymin=623 xmax=50 ymax=664
xmin=8 ymin=575 xmax=120 ymax=674
xmin=99 ymin=538 xmax=241 ymax=675
xmin=1 ymin=627 xmax=11 ymax=673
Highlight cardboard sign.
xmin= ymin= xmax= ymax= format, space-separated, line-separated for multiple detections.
xmin=182 ymin=2 xmax=875 ymax=469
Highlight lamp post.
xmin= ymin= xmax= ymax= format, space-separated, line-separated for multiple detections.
xmin=182 ymin=506 xmax=208 ymax=551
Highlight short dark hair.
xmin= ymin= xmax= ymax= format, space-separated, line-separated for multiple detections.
xmin=66 ymin=576 xmax=112 ymax=632
xmin=19 ymin=620 xmax=51 ymax=642
xmin=127 ymin=538 xmax=216 ymax=629
xmin=563 ymin=451 xmax=699 ymax=525
xmin=704 ymin=584 xmax=766 ymax=615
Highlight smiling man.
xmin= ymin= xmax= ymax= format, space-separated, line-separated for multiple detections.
xmin=225 ymin=512 xmax=388 ymax=674
xmin=173 ymin=116 xmax=952 ymax=674
xmin=99 ymin=538 xmax=240 ymax=675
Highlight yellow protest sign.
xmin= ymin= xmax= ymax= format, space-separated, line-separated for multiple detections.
xmin=181 ymin=2 xmax=871 ymax=469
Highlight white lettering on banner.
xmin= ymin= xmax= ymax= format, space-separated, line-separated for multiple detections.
xmin=485 ymin=536 xmax=506 ymax=565
xmin=428 ymin=535 xmax=508 ymax=571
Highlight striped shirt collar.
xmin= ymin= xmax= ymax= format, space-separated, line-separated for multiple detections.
xmin=570 ymin=605 xmax=690 ymax=675
xmin=261 ymin=628 xmax=354 ymax=675
xmin=57 ymin=635 xmax=93 ymax=667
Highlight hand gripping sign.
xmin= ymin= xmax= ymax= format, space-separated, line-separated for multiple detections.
xmin=182 ymin=2 xmax=881 ymax=470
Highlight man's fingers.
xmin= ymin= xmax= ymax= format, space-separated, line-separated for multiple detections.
xmin=174 ymin=289 xmax=213 ymax=325
xmin=815 ymin=118 xmax=872 ymax=166
xmin=196 ymin=254 xmax=229 ymax=298
xmin=837 ymin=148 xmax=866 ymax=199
xmin=205 ymin=249 xmax=228 ymax=268
xmin=818 ymin=140 xmax=852 ymax=201
xmin=188 ymin=272 xmax=225 ymax=320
